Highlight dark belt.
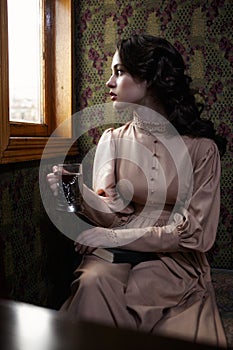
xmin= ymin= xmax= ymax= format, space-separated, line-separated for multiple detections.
xmin=106 ymin=248 xmax=159 ymax=266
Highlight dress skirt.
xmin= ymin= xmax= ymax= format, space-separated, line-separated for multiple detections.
xmin=60 ymin=252 xmax=227 ymax=347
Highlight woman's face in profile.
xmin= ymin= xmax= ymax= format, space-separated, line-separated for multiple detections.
xmin=106 ymin=50 xmax=148 ymax=109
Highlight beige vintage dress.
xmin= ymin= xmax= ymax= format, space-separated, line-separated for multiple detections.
xmin=61 ymin=111 xmax=227 ymax=347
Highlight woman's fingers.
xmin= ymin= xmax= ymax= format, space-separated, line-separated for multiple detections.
xmin=52 ymin=165 xmax=58 ymax=173
xmin=74 ymin=242 xmax=96 ymax=255
xmin=47 ymin=170 xmax=59 ymax=196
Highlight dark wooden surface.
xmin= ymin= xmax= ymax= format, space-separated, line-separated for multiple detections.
xmin=0 ymin=299 xmax=226 ymax=350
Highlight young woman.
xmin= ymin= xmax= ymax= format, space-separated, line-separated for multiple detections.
xmin=47 ymin=34 xmax=227 ymax=346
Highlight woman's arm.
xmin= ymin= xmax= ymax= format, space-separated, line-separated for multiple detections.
xmin=118 ymin=141 xmax=221 ymax=253
xmin=77 ymin=141 xmax=221 ymax=253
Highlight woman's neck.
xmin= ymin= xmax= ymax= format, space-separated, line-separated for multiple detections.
xmin=140 ymin=95 xmax=168 ymax=119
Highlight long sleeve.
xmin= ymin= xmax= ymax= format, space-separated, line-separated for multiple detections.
xmin=78 ymin=128 xmax=134 ymax=227
xmin=118 ymin=140 xmax=221 ymax=253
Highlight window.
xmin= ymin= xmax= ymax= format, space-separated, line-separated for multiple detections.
xmin=8 ymin=0 xmax=43 ymax=124
xmin=0 ymin=0 xmax=77 ymax=163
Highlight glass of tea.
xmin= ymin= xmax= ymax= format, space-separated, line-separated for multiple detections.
xmin=56 ymin=163 xmax=83 ymax=212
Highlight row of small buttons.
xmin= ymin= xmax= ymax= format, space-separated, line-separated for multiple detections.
xmin=149 ymin=138 xmax=158 ymax=195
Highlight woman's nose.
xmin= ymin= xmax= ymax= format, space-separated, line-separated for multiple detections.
xmin=106 ymin=75 xmax=116 ymax=88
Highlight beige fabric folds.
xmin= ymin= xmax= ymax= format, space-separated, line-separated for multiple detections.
xmin=61 ymin=115 xmax=227 ymax=347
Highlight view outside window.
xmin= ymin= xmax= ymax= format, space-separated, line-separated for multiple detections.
xmin=8 ymin=0 xmax=43 ymax=123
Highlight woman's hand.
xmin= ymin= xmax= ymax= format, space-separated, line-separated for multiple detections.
xmin=74 ymin=242 xmax=97 ymax=255
xmin=47 ymin=165 xmax=59 ymax=196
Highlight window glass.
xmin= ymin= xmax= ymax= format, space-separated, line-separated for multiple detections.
xmin=7 ymin=0 xmax=44 ymax=123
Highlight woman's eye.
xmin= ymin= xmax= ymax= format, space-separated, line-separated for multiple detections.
xmin=116 ymin=69 xmax=124 ymax=76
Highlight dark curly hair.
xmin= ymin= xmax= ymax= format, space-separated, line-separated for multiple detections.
xmin=117 ymin=34 xmax=227 ymax=156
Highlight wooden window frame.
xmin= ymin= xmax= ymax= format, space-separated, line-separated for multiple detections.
xmin=0 ymin=0 xmax=77 ymax=163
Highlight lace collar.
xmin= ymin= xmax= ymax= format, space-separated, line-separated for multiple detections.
xmin=132 ymin=110 xmax=169 ymax=135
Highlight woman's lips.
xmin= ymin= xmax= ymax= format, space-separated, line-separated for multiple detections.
xmin=110 ymin=92 xmax=117 ymax=101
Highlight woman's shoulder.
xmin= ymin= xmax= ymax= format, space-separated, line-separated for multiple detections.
xmin=182 ymin=135 xmax=219 ymax=162
xmin=101 ymin=121 xmax=133 ymax=139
